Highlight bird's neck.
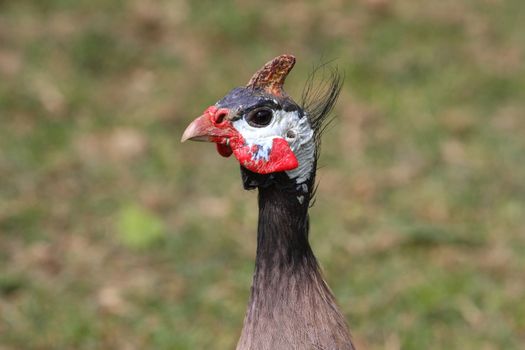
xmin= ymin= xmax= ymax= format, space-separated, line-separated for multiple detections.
xmin=256 ymin=183 xmax=313 ymax=270
xmin=236 ymin=184 xmax=354 ymax=350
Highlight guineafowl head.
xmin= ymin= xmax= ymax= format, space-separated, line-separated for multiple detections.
xmin=182 ymin=55 xmax=342 ymax=192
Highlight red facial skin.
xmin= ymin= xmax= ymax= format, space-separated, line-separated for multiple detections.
xmin=182 ymin=106 xmax=299 ymax=174
xmin=233 ymin=138 xmax=298 ymax=174
xmin=207 ymin=106 xmax=238 ymax=157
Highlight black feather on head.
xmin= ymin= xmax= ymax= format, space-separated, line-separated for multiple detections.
xmin=301 ymin=63 xmax=344 ymax=163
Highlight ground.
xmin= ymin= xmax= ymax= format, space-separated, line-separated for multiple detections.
xmin=1 ymin=1 xmax=524 ymax=349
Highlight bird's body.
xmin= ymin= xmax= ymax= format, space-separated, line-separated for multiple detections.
xmin=182 ymin=55 xmax=355 ymax=349
xmin=237 ymin=184 xmax=353 ymax=350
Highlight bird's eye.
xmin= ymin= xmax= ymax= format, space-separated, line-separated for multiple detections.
xmin=245 ymin=108 xmax=273 ymax=127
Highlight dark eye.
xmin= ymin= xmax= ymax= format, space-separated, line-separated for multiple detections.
xmin=245 ymin=108 xmax=273 ymax=127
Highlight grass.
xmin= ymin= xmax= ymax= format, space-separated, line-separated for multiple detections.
xmin=1 ymin=0 xmax=525 ymax=349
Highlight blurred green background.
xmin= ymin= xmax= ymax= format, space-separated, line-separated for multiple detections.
xmin=1 ymin=0 xmax=524 ymax=349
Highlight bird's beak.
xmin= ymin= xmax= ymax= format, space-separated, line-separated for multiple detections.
xmin=181 ymin=106 xmax=238 ymax=157
xmin=181 ymin=107 xmax=233 ymax=143
xmin=181 ymin=114 xmax=215 ymax=142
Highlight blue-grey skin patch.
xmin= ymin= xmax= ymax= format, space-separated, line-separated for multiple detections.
xmin=216 ymin=87 xmax=303 ymax=119
xmin=252 ymin=143 xmax=271 ymax=161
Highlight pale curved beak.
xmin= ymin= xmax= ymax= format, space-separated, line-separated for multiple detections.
xmin=181 ymin=107 xmax=236 ymax=143
xmin=181 ymin=114 xmax=215 ymax=142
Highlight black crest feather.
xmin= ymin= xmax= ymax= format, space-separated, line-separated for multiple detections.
xmin=301 ymin=63 xmax=344 ymax=162
xmin=299 ymin=63 xmax=343 ymax=204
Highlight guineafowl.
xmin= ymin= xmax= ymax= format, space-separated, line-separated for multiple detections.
xmin=182 ymin=55 xmax=354 ymax=350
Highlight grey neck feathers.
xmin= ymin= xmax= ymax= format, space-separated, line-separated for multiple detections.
xmin=236 ymin=185 xmax=355 ymax=350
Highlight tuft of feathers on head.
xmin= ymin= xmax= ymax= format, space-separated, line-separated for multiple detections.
xmin=300 ymin=62 xmax=343 ymax=205
xmin=301 ymin=62 xmax=344 ymax=161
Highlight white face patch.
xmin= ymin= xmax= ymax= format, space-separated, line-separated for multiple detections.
xmin=232 ymin=109 xmax=315 ymax=184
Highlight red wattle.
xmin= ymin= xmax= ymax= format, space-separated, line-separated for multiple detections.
xmin=216 ymin=143 xmax=233 ymax=157
xmin=232 ymin=137 xmax=298 ymax=174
